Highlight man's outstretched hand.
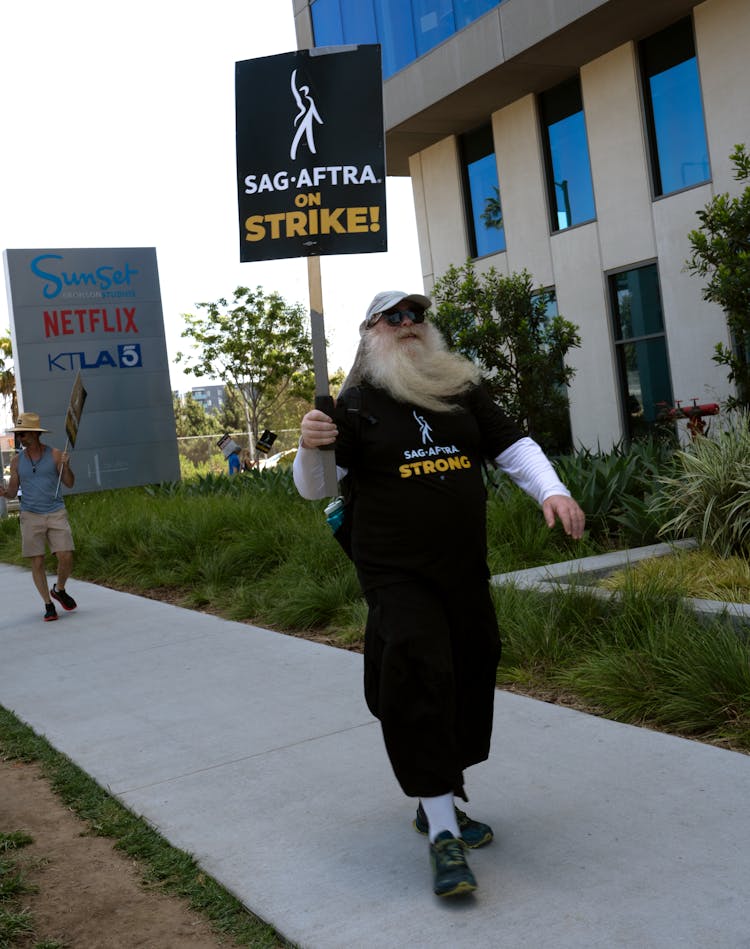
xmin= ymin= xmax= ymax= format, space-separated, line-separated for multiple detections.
xmin=542 ymin=494 xmax=586 ymax=539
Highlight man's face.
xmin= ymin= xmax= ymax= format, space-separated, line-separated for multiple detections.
xmin=17 ymin=431 xmax=40 ymax=449
xmin=373 ymin=299 xmax=425 ymax=351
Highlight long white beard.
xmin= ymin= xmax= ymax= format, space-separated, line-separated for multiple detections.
xmin=360 ymin=321 xmax=481 ymax=412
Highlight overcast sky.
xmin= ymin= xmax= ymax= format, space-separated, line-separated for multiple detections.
xmin=0 ymin=0 xmax=423 ymax=406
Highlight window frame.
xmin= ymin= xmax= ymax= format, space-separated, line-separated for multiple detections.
xmin=638 ymin=16 xmax=711 ymax=199
xmin=538 ymin=74 xmax=597 ymax=235
xmin=607 ymin=261 xmax=675 ymax=440
xmin=458 ymin=124 xmax=506 ymax=259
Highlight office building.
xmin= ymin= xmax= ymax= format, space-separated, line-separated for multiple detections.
xmin=190 ymin=384 xmax=226 ymax=416
xmin=292 ymin=0 xmax=749 ymax=447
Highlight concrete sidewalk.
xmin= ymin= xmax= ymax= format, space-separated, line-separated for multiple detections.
xmin=1 ymin=561 xmax=748 ymax=948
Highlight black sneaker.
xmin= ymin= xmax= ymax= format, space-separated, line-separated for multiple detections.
xmin=44 ymin=603 xmax=58 ymax=622
xmin=430 ymin=831 xmax=477 ymax=897
xmin=50 ymin=584 xmax=77 ymax=611
xmin=415 ymin=803 xmax=494 ymax=849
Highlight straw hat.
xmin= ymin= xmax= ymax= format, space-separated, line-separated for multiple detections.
xmin=9 ymin=412 xmax=49 ymax=433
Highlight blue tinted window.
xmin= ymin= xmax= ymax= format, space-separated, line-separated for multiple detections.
xmin=534 ymin=290 xmax=558 ymax=319
xmin=610 ymin=265 xmax=673 ymax=437
xmin=311 ymin=0 xmax=344 ymax=46
xmin=311 ymin=0 xmax=504 ymax=79
xmin=374 ymin=0 xmax=417 ymax=77
xmin=342 ymin=3 xmax=378 ymax=43
xmin=461 ymin=127 xmax=505 ymax=257
xmin=540 ymin=77 xmax=596 ymax=231
xmin=640 ymin=18 xmax=710 ymax=196
xmin=412 ymin=1 xmax=456 ymax=57
xmin=612 ymin=266 xmax=665 ymax=340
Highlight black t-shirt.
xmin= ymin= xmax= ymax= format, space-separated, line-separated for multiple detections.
xmin=334 ymin=384 xmax=522 ymax=590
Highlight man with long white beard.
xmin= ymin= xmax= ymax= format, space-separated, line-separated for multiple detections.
xmin=293 ymin=290 xmax=585 ymax=898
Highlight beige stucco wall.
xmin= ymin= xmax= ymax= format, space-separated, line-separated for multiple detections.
xmin=493 ymin=96 xmax=554 ymax=286
xmin=582 ymin=44 xmax=656 ymax=272
xmin=694 ymin=0 xmax=750 ymax=189
xmin=550 ymin=224 xmax=622 ymax=450
xmin=292 ymin=1 xmax=313 ymax=47
xmin=652 ymin=184 xmax=731 ymax=406
xmin=408 ymin=153 xmax=433 ymax=289
xmin=409 ymin=137 xmax=469 ymax=289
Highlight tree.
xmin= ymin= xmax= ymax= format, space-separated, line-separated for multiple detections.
xmin=173 ymin=393 xmax=213 ymax=438
xmin=431 ymin=262 xmax=581 ymax=454
xmin=686 ymin=144 xmax=750 ymax=408
xmin=480 ymin=186 xmax=504 ymax=231
xmin=176 ymin=286 xmax=315 ymax=460
xmin=216 ymin=384 xmax=245 ymax=436
xmin=173 ymin=393 xmax=217 ymax=468
xmin=0 ymin=330 xmax=18 ymax=422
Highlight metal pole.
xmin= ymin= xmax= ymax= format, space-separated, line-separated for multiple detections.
xmin=307 ymin=255 xmax=338 ymax=497
xmin=54 ymin=436 xmax=71 ymax=499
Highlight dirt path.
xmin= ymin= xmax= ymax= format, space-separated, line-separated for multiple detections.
xmin=0 ymin=756 xmax=232 ymax=948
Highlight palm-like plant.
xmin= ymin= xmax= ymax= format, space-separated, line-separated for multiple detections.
xmin=651 ymin=410 xmax=750 ymax=557
xmin=0 ymin=330 xmax=17 ymax=421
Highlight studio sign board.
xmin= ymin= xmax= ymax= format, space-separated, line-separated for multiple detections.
xmin=235 ymin=45 xmax=386 ymax=262
xmin=3 ymin=247 xmax=180 ymax=493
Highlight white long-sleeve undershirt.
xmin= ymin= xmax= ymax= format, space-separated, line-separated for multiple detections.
xmin=292 ymin=435 xmax=569 ymax=505
xmin=293 ymin=443 xmax=347 ymax=499
xmin=494 ymin=436 xmax=570 ymax=504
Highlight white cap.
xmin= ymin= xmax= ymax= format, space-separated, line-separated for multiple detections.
xmin=364 ymin=290 xmax=432 ymax=326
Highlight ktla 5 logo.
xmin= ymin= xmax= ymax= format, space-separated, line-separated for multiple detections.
xmin=48 ymin=343 xmax=142 ymax=371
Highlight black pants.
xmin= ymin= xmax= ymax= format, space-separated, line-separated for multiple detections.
xmin=363 ymin=578 xmax=502 ymax=800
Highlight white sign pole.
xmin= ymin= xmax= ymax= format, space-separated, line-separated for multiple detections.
xmin=307 ymin=255 xmax=338 ymax=497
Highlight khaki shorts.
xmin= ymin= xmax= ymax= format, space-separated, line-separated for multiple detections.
xmin=19 ymin=509 xmax=75 ymax=558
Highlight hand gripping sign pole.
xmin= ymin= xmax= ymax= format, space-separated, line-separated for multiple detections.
xmin=308 ymin=255 xmax=338 ymax=497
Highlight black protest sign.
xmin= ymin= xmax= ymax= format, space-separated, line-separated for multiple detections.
xmin=235 ymin=45 xmax=386 ymax=262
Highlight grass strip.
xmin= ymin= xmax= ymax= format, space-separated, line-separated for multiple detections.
xmin=0 ymin=831 xmax=37 ymax=948
xmin=495 ymin=581 xmax=750 ymax=752
xmin=0 ymin=707 xmax=296 ymax=949
xmin=601 ymin=546 xmax=750 ymax=602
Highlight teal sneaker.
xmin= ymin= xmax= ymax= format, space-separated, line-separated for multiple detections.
xmin=430 ymin=831 xmax=477 ymax=897
xmin=414 ymin=802 xmax=494 ymax=849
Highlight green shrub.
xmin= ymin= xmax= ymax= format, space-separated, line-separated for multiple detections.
xmin=494 ymin=582 xmax=610 ymax=683
xmin=652 ymin=410 xmax=750 ymax=557
xmin=552 ymin=438 xmax=676 ymax=546
xmin=554 ymin=582 xmax=750 ymax=748
xmin=498 ymin=572 xmax=750 ymax=751
xmin=484 ymin=474 xmax=598 ymax=573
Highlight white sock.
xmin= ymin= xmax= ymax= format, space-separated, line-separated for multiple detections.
xmin=420 ymin=793 xmax=459 ymax=842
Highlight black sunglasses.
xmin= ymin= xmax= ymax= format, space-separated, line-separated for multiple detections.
xmin=381 ymin=306 xmax=426 ymax=326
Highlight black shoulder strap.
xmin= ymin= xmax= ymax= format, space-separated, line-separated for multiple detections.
xmin=337 ymin=385 xmax=375 ymax=503
xmin=343 ymin=385 xmax=377 ymax=427
xmin=345 ymin=385 xmax=362 ymax=417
